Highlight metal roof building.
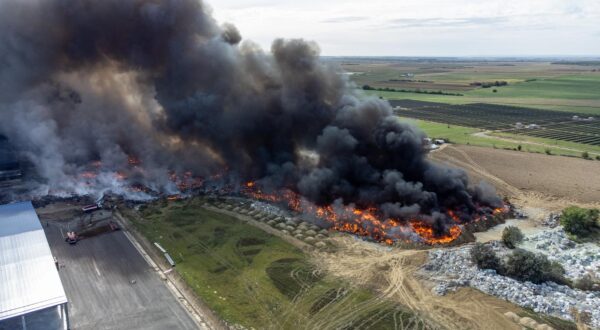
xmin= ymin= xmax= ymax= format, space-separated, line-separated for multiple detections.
xmin=0 ymin=202 xmax=69 ymax=330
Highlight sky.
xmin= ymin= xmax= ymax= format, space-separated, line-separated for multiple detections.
xmin=208 ymin=0 xmax=600 ymax=57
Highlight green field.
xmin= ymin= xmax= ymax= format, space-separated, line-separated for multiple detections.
xmin=402 ymin=118 xmax=600 ymax=157
xmin=466 ymin=75 xmax=600 ymax=101
xmin=367 ymin=89 xmax=600 ymax=115
xmin=491 ymin=131 xmax=600 ymax=156
xmin=346 ymin=59 xmax=600 ymax=115
xmin=344 ymin=59 xmax=600 ymax=155
xmin=127 ymin=198 xmax=435 ymax=329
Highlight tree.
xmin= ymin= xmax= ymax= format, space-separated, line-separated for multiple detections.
xmin=561 ymin=206 xmax=599 ymax=237
xmin=502 ymin=226 xmax=524 ymax=249
xmin=503 ymin=249 xmax=566 ymax=284
xmin=470 ymin=243 xmax=501 ymax=271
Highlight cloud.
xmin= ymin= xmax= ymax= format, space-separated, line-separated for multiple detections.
xmin=209 ymin=0 xmax=600 ymax=56
xmin=322 ymin=16 xmax=369 ymax=24
xmin=387 ymin=16 xmax=508 ymax=29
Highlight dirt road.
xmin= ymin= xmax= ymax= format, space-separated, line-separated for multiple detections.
xmin=315 ymin=237 xmax=524 ymax=330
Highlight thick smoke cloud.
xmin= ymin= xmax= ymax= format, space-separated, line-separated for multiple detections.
xmin=0 ymin=0 xmax=500 ymax=229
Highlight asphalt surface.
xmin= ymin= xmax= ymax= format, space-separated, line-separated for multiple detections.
xmin=44 ymin=224 xmax=198 ymax=330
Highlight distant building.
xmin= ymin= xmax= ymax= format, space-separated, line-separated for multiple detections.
xmin=0 ymin=202 xmax=69 ymax=330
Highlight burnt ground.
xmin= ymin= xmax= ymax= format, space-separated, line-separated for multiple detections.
xmin=44 ymin=223 xmax=199 ymax=330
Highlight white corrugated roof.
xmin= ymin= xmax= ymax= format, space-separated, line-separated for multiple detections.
xmin=0 ymin=201 xmax=67 ymax=321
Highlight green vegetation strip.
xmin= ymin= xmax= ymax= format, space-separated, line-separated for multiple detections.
xmin=401 ymin=118 xmax=598 ymax=157
xmin=363 ymin=73 xmax=600 ymax=115
xmin=128 ymin=198 xmax=436 ymax=329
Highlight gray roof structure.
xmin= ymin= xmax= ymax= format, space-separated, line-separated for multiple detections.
xmin=0 ymin=202 xmax=67 ymax=321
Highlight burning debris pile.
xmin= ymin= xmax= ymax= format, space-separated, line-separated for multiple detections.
xmin=243 ymin=182 xmax=507 ymax=245
xmin=0 ymin=0 xmax=505 ymax=244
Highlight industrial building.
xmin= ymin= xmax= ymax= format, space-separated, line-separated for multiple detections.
xmin=0 ymin=202 xmax=69 ymax=330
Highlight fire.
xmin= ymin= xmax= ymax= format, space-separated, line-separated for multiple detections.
xmin=447 ymin=209 xmax=460 ymax=223
xmin=114 ymin=172 xmax=127 ymax=181
xmin=410 ymin=222 xmax=462 ymax=245
xmin=242 ymin=181 xmax=476 ymax=245
xmin=167 ymin=194 xmax=182 ymax=201
xmin=80 ymin=171 xmax=97 ymax=179
xmin=128 ymin=156 xmax=141 ymax=166
xmin=169 ymin=171 xmax=204 ymax=191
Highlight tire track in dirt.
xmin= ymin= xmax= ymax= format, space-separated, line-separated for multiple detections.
xmin=430 ymin=145 xmax=600 ymax=212
xmin=430 ymin=145 xmax=521 ymax=197
xmin=314 ymin=237 xmax=523 ymax=330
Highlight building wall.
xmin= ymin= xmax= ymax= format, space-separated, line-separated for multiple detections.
xmin=0 ymin=304 xmax=68 ymax=330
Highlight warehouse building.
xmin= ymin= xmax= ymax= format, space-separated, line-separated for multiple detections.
xmin=0 ymin=202 xmax=69 ymax=330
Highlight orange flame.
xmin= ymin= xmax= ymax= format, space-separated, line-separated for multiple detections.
xmin=242 ymin=181 xmax=472 ymax=245
xmin=80 ymin=171 xmax=97 ymax=179
xmin=410 ymin=222 xmax=462 ymax=244
xmin=167 ymin=194 xmax=182 ymax=201
xmin=128 ymin=156 xmax=141 ymax=166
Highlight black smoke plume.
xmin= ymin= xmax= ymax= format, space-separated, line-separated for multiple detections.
xmin=0 ymin=0 xmax=501 ymax=233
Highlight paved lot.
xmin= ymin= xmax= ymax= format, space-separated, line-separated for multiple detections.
xmin=44 ymin=224 xmax=198 ymax=330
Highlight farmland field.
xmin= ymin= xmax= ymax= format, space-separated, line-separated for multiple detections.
xmin=400 ymin=118 xmax=600 ymax=157
xmin=466 ymin=75 xmax=600 ymax=101
xmin=126 ymin=198 xmax=436 ymax=329
xmin=392 ymin=100 xmax=600 ymax=146
xmin=431 ymin=145 xmax=600 ymax=204
xmin=335 ymin=58 xmax=600 ymax=115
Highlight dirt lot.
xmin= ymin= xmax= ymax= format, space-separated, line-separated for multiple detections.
xmin=315 ymin=236 xmax=526 ymax=330
xmin=431 ymin=145 xmax=600 ymax=206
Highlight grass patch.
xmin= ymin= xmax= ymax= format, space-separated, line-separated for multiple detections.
xmin=490 ymin=132 xmax=600 ymax=156
xmin=309 ymin=288 xmax=348 ymax=315
xmin=398 ymin=118 xmax=600 ymax=157
xmin=125 ymin=198 xmax=435 ymax=329
xmin=466 ymin=75 xmax=600 ymax=101
xmin=266 ymin=258 xmax=324 ymax=299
